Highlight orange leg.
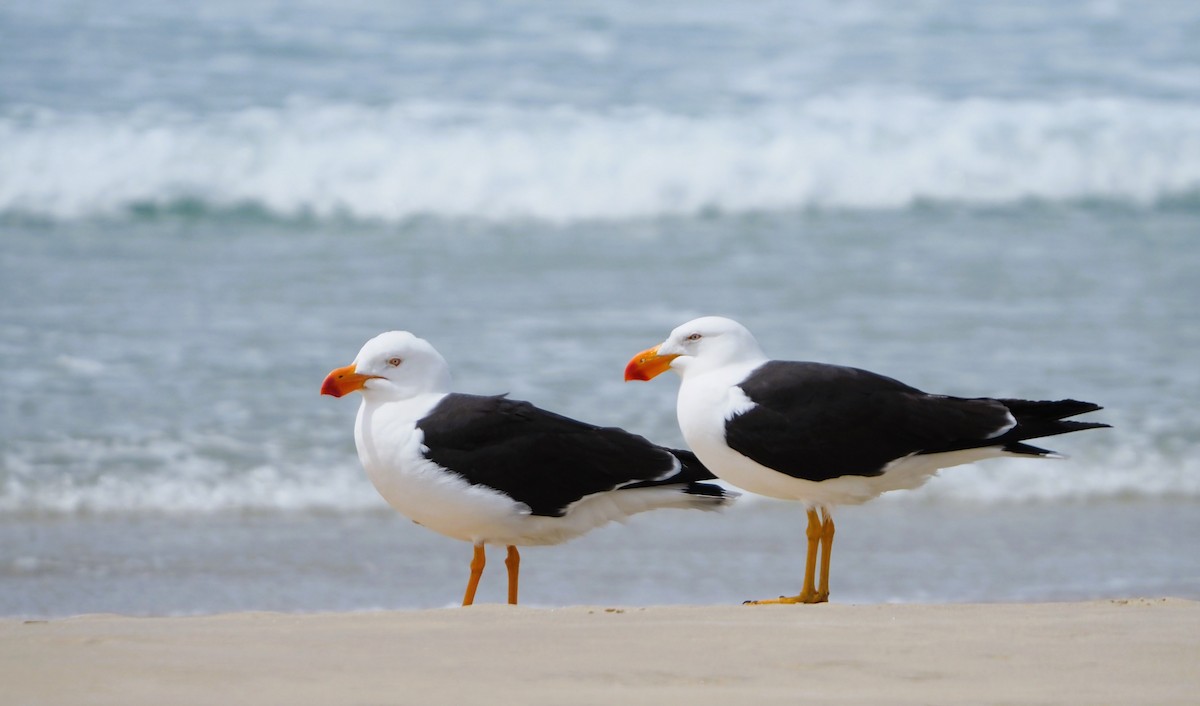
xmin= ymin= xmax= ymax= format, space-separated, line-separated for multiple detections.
xmin=505 ymin=545 xmax=521 ymax=605
xmin=816 ymin=507 xmax=835 ymax=603
xmin=462 ymin=544 xmax=486 ymax=606
xmin=746 ymin=508 xmax=824 ymax=605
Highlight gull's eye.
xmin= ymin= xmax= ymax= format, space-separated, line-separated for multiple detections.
xmin=686 ymin=333 xmax=702 ymax=342
xmin=387 ymin=357 xmax=403 ymax=367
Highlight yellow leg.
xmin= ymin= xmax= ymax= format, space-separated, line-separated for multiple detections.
xmin=746 ymin=508 xmax=824 ymax=605
xmin=505 ymin=545 xmax=520 ymax=605
xmin=816 ymin=508 xmax=835 ymax=603
xmin=462 ymin=544 xmax=486 ymax=607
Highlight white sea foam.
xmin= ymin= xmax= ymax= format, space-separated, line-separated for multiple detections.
xmin=3 ymin=95 xmax=1199 ymax=223
xmin=0 ymin=428 xmax=1194 ymax=517
xmin=0 ymin=435 xmax=383 ymax=516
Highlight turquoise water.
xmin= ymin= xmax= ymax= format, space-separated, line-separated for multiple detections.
xmin=2 ymin=0 xmax=1198 ymax=615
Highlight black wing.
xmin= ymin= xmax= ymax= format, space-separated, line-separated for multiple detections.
xmin=418 ymin=394 xmax=717 ymax=516
xmin=723 ymin=361 xmax=1088 ymax=482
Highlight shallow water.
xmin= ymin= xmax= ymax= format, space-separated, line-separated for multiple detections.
xmin=3 ymin=499 xmax=1196 ymax=616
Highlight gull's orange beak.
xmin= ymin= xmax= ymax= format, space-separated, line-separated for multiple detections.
xmin=624 ymin=345 xmax=679 ymax=382
xmin=321 ymin=364 xmax=376 ymax=397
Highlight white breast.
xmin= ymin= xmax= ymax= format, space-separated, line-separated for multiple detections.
xmin=676 ymin=363 xmax=811 ymax=499
xmin=354 ymin=394 xmax=526 ymax=544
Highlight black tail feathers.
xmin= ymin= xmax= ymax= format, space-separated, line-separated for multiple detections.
xmin=619 ymin=447 xmax=726 ymax=494
xmin=998 ymin=398 xmax=1110 ymax=456
xmin=668 ymin=448 xmax=738 ymax=501
xmin=665 ymin=448 xmax=720 ymax=483
xmin=681 ymin=481 xmax=735 ymax=499
xmin=997 ymin=398 xmax=1105 ymax=420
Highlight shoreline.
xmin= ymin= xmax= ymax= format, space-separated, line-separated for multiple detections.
xmin=4 ymin=598 xmax=1197 ymax=705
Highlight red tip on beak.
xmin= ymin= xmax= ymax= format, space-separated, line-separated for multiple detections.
xmin=624 ymin=346 xmax=679 ymax=382
xmin=321 ymin=364 xmax=374 ymax=397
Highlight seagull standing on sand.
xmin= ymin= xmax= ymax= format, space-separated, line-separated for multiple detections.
xmin=624 ymin=316 xmax=1108 ymax=604
xmin=322 ymin=331 xmax=736 ymax=606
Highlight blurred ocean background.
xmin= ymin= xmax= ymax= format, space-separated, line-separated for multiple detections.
xmin=2 ymin=0 xmax=1198 ymax=616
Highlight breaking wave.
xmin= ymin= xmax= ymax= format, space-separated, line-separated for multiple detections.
xmin=1 ymin=421 xmax=1195 ymax=517
xmin=3 ymin=94 xmax=1200 ymax=223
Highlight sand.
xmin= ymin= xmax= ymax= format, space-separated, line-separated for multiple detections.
xmin=3 ymin=599 xmax=1197 ymax=705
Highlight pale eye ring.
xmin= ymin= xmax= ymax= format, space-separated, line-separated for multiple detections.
xmin=686 ymin=333 xmax=702 ymax=341
xmin=387 ymin=357 xmax=403 ymax=367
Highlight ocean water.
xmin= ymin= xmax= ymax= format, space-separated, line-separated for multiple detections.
xmin=2 ymin=0 xmax=1199 ymax=616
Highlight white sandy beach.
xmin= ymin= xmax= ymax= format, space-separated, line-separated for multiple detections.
xmin=4 ymin=599 xmax=1197 ymax=705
